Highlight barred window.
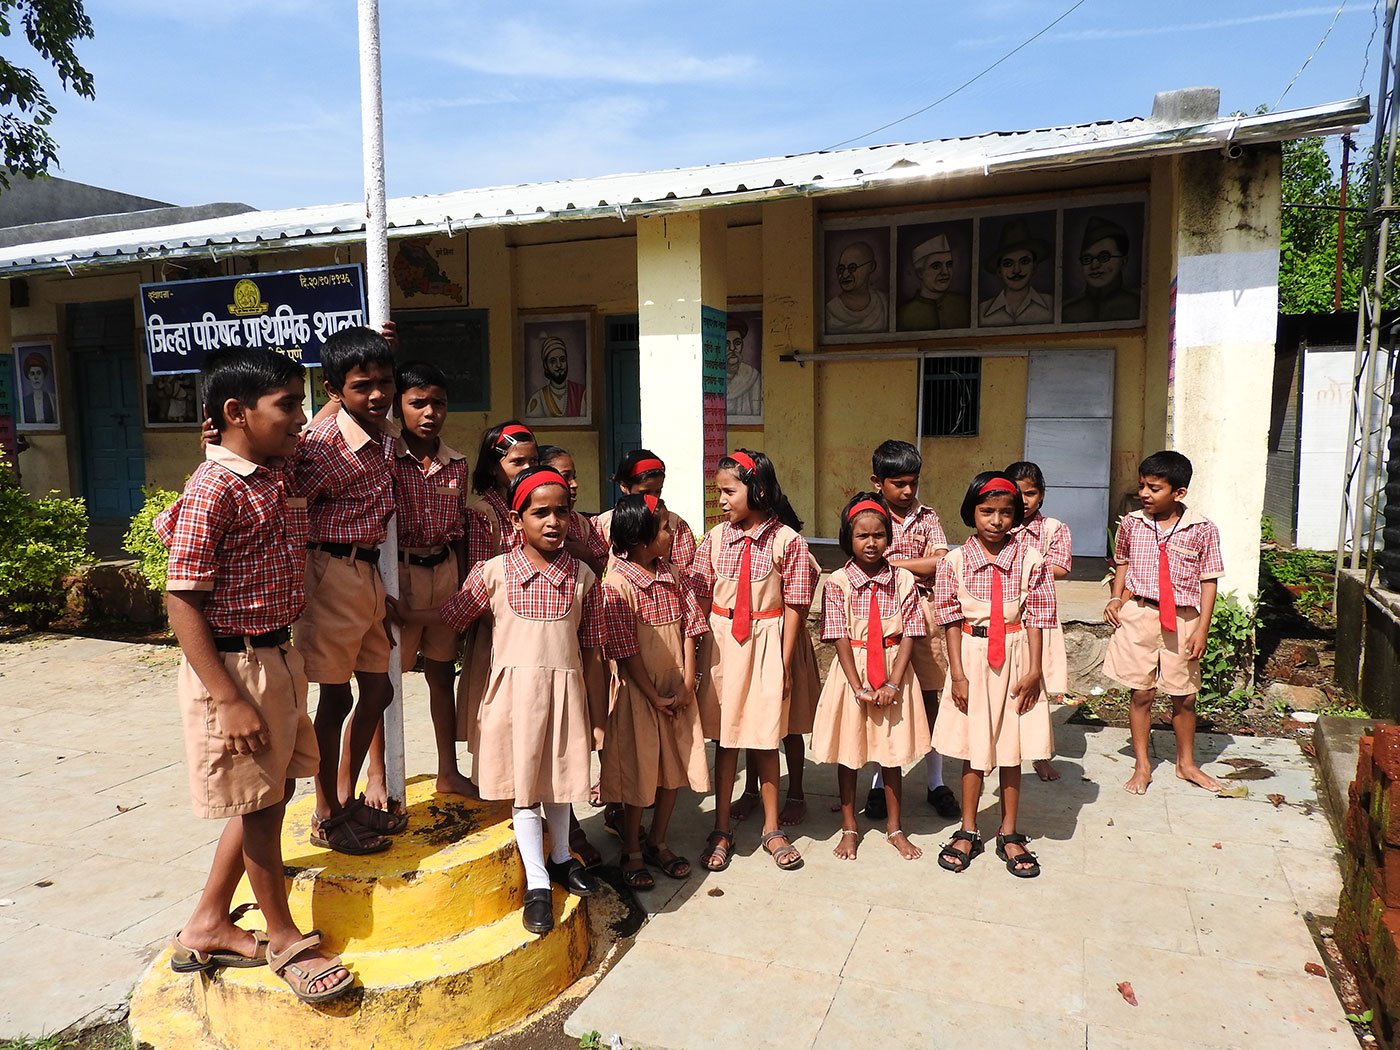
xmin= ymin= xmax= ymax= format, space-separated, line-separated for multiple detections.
xmin=921 ymin=356 xmax=980 ymax=437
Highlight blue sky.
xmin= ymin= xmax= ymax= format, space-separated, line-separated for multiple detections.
xmin=29 ymin=1 xmax=1385 ymax=209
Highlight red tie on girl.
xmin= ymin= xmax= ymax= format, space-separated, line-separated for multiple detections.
xmin=988 ymin=566 xmax=1006 ymax=670
xmin=866 ymin=589 xmax=887 ymax=689
xmin=731 ymin=536 xmax=753 ymax=643
xmin=1157 ymin=542 xmax=1178 ymax=633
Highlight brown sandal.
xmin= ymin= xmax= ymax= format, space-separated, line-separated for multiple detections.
xmin=352 ymin=794 xmax=408 ymax=835
xmin=619 ymin=852 xmax=656 ymax=890
xmin=642 ymin=839 xmax=691 ymax=879
xmin=268 ymin=930 xmax=354 ymax=1004
xmin=699 ymin=829 xmax=735 ymax=872
xmin=761 ymin=830 xmax=804 ymax=871
xmin=311 ymin=807 xmax=391 ymax=856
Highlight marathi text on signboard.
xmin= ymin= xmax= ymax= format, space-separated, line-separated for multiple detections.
xmin=701 ymin=305 xmax=729 ymax=530
xmin=141 ymin=265 xmax=368 ymax=374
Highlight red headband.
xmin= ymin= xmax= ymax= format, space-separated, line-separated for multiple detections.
xmin=727 ymin=450 xmax=756 ymax=474
xmin=643 ymin=494 xmax=660 ymax=513
xmin=978 ymin=477 xmax=1018 ymax=496
xmin=495 ymin=424 xmax=534 ymax=455
xmin=847 ymin=499 xmax=888 ymax=521
xmin=629 ymin=456 xmax=665 ymax=478
xmin=511 ymin=469 xmax=568 ymax=512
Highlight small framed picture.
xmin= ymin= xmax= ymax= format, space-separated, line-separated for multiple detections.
xmin=142 ymin=359 xmax=203 ymax=428
xmin=975 ymin=211 xmax=1057 ymax=329
xmin=13 ymin=340 xmax=60 ymax=432
xmin=1061 ymin=201 xmax=1146 ymax=327
xmin=724 ymin=307 xmax=763 ymax=425
xmin=521 ymin=312 xmax=591 ymax=425
xmin=822 ymin=226 xmax=893 ymax=338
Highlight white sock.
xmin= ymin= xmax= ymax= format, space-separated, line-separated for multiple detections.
xmin=512 ymin=805 xmax=549 ymax=890
xmin=870 ymin=768 xmax=885 ymax=792
xmin=926 ymin=750 xmax=945 ymax=791
xmin=543 ymin=803 xmax=574 ymax=864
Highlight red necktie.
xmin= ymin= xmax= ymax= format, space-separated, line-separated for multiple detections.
xmin=1157 ymin=542 xmax=1178 ymax=633
xmin=866 ymin=589 xmax=887 ymax=689
xmin=731 ymin=537 xmax=753 ymax=643
xmin=988 ymin=566 xmax=1006 ymax=670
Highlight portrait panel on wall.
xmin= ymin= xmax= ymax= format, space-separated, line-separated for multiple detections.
xmin=144 ymin=369 xmax=201 ymax=427
xmin=895 ymin=218 xmax=974 ymax=333
xmin=975 ymin=211 xmax=1057 ymax=329
xmin=823 ymin=226 xmax=892 ymax=337
xmin=391 ymin=235 xmax=467 ymax=307
xmin=521 ymin=313 xmax=591 ymax=425
xmin=13 ymin=340 xmax=59 ymax=431
xmin=1061 ymin=201 xmax=1145 ymax=326
xmin=724 ymin=308 xmax=763 ymax=424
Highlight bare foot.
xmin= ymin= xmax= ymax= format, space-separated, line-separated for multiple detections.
xmin=833 ymin=828 xmax=859 ymax=861
xmin=435 ymin=771 xmax=478 ymax=799
xmin=1124 ymin=767 xmax=1153 ymax=794
xmin=1034 ymin=759 xmax=1061 ymax=782
xmin=887 ymin=829 xmax=922 ymax=861
xmin=1176 ymin=764 xmax=1224 ymax=793
xmin=730 ymin=790 xmax=759 ymax=822
xmin=362 ymin=778 xmax=391 ymax=813
xmin=779 ymin=795 xmax=807 ymax=826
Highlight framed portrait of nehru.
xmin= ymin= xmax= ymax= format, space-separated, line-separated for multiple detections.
xmin=521 ymin=313 xmax=591 ymax=425
xmin=896 ymin=218 xmax=973 ymax=333
xmin=1061 ymin=201 xmax=1145 ymax=326
xmin=823 ymin=226 xmax=892 ymax=338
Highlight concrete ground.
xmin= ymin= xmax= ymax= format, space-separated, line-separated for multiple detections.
xmin=0 ymin=633 xmax=1351 ymax=1048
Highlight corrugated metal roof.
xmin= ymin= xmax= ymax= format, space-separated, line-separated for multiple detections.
xmin=0 ymin=96 xmax=1368 ymax=276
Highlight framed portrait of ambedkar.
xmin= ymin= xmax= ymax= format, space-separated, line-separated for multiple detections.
xmin=521 ymin=312 xmax=591 ymax=425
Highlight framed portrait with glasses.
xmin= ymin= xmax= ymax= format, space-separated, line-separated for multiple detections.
xmin=1061 ymin=201 xmax=1145 ymax=327
xmin=822 ymin=225 xmax=893 ymax=340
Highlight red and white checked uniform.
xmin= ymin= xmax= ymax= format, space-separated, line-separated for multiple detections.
xmin=157 ymin=445 xmax=307 ymax=634
xmin=465 ymin=488 xmax=524 ymax=569
xmin=392 ymin=438 xmax=468 ymax=548
xmin=1012 ymin=511 xmax=1072 ymax=574
xmin=820 ymin=560 xmax=928 ymax=641
xmin=932 ymin=537 xmax=1057 ymax=629
xmin=602 ymin=558 xmax=708 ymax=660
xmin=441 ymin=549 xmax=606 ymax=644
xmin=687 ymin=517 xmax=818 ymax=608
xmin=1113 ymin=508 xmax=1224 ymax=609
xmin=289 ymin=408 xmax=394 ymax=546
xmin=569 ymin=511 xmax=611 ymax=565
xmin=888 ymin=504 xmax=949 ymax=591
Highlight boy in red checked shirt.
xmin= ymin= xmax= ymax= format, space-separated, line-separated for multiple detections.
xmin=158 ymin=347 xmax=353 ymax=1004
xmin=1103 ymin=451 xmax=1226 ymax=796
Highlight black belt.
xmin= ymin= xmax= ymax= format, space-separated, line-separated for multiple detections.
xmin=213 ymin=627 xmax=291 ymax=652
xmin=310 ymin=541 xmax=380 ymax=564
xmin=398 ymin=547 xmax=451 ymax=568
xmin=962 ymin=623 xmax=1024 ymax=638
xmin=1128 ymin=593 xmax=1159 ymax=608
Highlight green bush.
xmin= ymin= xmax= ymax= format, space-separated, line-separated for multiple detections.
xmin=0 ymin=466 xmax=91 ymax=628
xmin=124 ymin=485 xmax=180 ymax=592
xmin=1199 ymin=590 xmax=1257 ymax=703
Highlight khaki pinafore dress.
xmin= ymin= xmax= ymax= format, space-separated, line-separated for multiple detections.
xmin=932 ymin=545 xmax=1053 ymax=772
xmin=472 ymin=557 xmax=597 ymax=806
xmin=1037 ymin=517 xmax=1068 ymax=698
xmin=810 ymin=566 xmax=932 ymax=769
xmin=697 ymin=523 xmax=820 ymax=750
xmin=598 ymin=570 xmax=710 ymax=807
xmin=456 ymin=494 xmax=511 ymax=746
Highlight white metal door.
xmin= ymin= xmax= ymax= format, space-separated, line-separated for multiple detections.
xmin=1023 ymin=349 xmax=1114 ymax=558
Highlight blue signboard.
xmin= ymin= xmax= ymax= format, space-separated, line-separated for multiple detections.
xmin=141 ymin=264 xmax=367 ymax=374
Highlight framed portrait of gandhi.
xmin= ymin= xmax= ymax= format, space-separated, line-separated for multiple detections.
xmin=521 ymin=312 xmax=591 ymax=425
xmin=822 ymin=226 xmax=893 ymax=339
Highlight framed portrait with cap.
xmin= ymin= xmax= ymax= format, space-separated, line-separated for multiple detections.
xmin=13 ymin=340 xmax=60 ymax=432
xmin=1061 ymin=200 xmax=1145 ymax=327
xmin=895 ymin=218 xmax=974 ymax=334
xmin=520 ymin=311 xmax=591 ymax=425
xmin=975 ymin=211 xmax=1058 ymax=330
xmin=724 ymin=306 xmax=763 ymax=425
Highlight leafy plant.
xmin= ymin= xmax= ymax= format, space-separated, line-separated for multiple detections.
xmin=1199 ymin=591 xmax=1257 ymax=703
xmin=578 ymin=1033 xmax=604 ymax=1050
xmin=1260 ymin=515 xmax=1276 ymax=544
xmin=0 ymin=465 xmax=89 ymax=628
xmin=123 ymin=485 xmax=179 ymax=592
xmin=1260 ymin=547 xmax=1334 ymax=587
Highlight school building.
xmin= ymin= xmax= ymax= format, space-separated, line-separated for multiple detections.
xmin=0 ymin=88 xmax=1368 ymax=602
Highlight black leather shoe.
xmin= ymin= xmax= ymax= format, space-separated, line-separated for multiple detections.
xmin=522 ymin=889 xmax=553 ymax=934
xmin=929 ymin=785 xmax=960 ymax=819
xmin=863 ymin=787 xmax=887 ymax=821
xmin=547 ymin=857 xmax=598 ymax=897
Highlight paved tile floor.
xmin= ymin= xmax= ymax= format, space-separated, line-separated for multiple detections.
xmin=0 ymin=634 xmax=1351 ymax=1048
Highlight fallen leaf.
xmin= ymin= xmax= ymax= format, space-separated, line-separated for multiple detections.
xmin=1220 ymin=758 xmax=1265 ymax=768
xmin=1212 ymin=842 xmax=1223 ymax=849
xmin=1268 ymin=793 xmax=1287 ymax=808
xmin=706 ymin=888 xmax=724 ymax=897
xmin=115 ymin=801 xmax=145 ymax=814
xmin=1305 ymin=962 xmax=1326 ymax=977
xmin=34 ymin=880 xmax=52 ymax=888
xmin=1301 ymin=741 xmax=1318 ymax=759
xmin=1116 ymin=981 xmax=1138 ymax=1006
xmin=1217 ymin=784 xmax=1250 ymax=799
xmin=1106 ymin=818 xmax=1115 ymax=827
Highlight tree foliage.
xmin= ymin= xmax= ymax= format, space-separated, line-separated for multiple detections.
xmin=0 ymin=0 xmax=93 ymax=189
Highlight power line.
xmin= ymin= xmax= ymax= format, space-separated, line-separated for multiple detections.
xmin=823 ymin=0 xmax=1090 ymax=152
xmin=1275 ymin=0 xmax=1350 ymax=110
xmin=1361 ymin=0 xmax=1382 ymax=96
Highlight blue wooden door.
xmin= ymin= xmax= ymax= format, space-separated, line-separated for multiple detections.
xmin=70 ymin=302 xmax=145 ymax=523
xmin=603 ymin=315 xmax=641 ymax=509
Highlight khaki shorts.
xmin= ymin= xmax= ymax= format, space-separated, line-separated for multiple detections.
xmin=908 ymin=593 xmax=947 ymax=694
xmin=1103 ymin=595 xmax=1202 ymax=697
xmin=296 ymin=549 xmax=391 ymax=683
xmin=399 ymin=549 xmax=461 ymax=665
xmin=178 ymin=642 xmax=319 ymax=819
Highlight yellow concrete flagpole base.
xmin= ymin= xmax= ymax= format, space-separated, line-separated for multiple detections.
xmin=129 ymin=776 xmax=589 ymax=1050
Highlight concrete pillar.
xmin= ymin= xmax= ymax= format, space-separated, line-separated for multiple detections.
xmin=636 ymin=211 xmax=727 ymax=531
xmin=1171 ymin=146 xmax=1282 ymax=606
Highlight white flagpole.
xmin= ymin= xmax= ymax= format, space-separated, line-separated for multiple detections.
xmin=357 ymin=0 xmax=406 ymax=803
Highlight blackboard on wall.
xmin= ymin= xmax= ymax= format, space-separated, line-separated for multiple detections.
xmin=391 ymin=308 xmax=490 ymax=411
